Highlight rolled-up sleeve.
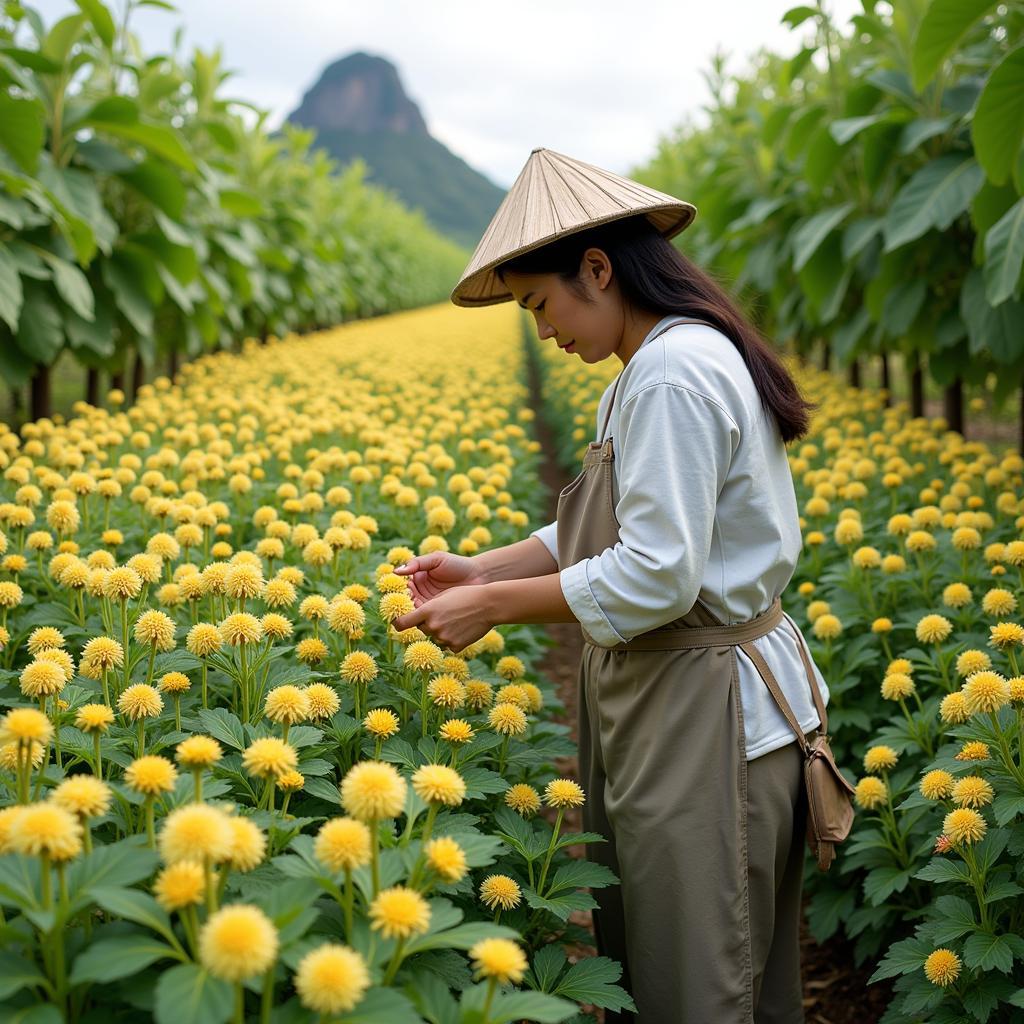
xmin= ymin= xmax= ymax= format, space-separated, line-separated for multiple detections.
xmin=559 ymin=381 xmax=740 ymax=646
xmin=529 ymin=520 xmax=558 ymax=563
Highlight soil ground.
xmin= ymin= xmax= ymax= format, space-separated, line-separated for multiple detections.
xmin=525 ymin=348 xmax=894 ymax=1023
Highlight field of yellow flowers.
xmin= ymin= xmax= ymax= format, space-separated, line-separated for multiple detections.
xmin=530 ymin=331 xmax=1024 ymax=1023
xmin=0 ymin=304 xmax=636 ymax=1024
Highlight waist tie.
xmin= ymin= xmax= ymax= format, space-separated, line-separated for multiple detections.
xmin=583 ymin=597 xmax=784 ymax=651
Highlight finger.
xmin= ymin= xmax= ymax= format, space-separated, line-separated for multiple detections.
xmin=392 ymin=605 xmax=427 ymax=631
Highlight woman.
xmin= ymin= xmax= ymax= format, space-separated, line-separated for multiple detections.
xmin=392 ymin=148 xmax=831 ymax=1023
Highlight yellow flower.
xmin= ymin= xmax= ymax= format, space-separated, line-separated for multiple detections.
xmin=488 ymin=702 xmax=527 ymax=736
xmin=981 ymin=587 xmax=1016 ymax=616
xmin=920 ymin=770 xmax=955 ymax=800
xmin=75 ymin=704 xmax=114 ymax=733
xmin=403 ymin=640 xmax=444 ymax=672
xmin=340 ymin=761 xmax=407 ymax=820
xmin=9 ymin=802 xmax=82 ymax=861
xmin=0 ymin=708 xmax=53 ymax=746
xmin=915 ymin=614 xmax=952 ymax=644
xmin=51 ymin=775 xmax=112 ymax=818
xmin=153 ymin=861 xmax=206 ymax=911
xmin=923 ymin=948 xmax=961 ymax=987
xmin=425 ymin=835 xmax=468 ymax=882
xmin=854 ymin=777 xmax=887 ymax=810
xmin=427 ymin=674 xmax=466 ymax=709
xmin=368 ymin=886 xmax=431 ymax=939
xmin=439 ymin=718 xmax=475 ymax=744
xmin=263 ymin=685 xmax=310 ymax=725
xmin=340 ymin=651 xmax=378 ymax=684
xmin=962 ymin=671 xmax=1010 ymax=715
xmin=219 ymin=613 xmax=263 ymax=646
xmin=19 ymin=659 xmax=65 ymax=698
xmin=942 ymin=582 xmax=972 ymax=608
xmin=812 ymin=614 xmax=842 ymax=640
xmin=951 ymin=776 xmax=994 ymax=808
xmin=411 ymin=764 xmax=466 ymax=806
xmin=176 ymin=735 xmax=223 ymax=769
xmin=989 ymin=622 xmax=1024 ymax=648
xmin=242 ymin=738 xmax=298 ymax=779
xmin=955 ymin=649 xmax=991 ymax=677
xmin=134 ymin=610 xmax=176 ymax=651
xmin=939 ymin=692 xmax=970 ymax=724
xmin=199 ymin=904 xmax=279 ymax=982
xmin=465 ymin=680 xmax=494 ymax=710
xmin=545 ymin=778 xmax=586 ymax=808
xmin=504 ymin=783 xmax=541 ymax=816
xmin=296 ymin=637 xmax=328 ymax=665
xmin=125 ymin=755 xmax=178 ymax=796
xmin=880 ymin=673 xmax=915 ymax=700
xmin=294 ymin=943 xmax=371 ymax=1016
xmin=863 ymin=746 xmax=898 ymax=774
xmin=314 ymin=817 xmax=372 ymax=872
xmin=955 ymin=741 xmax=991 ymax=761
xmin=27 ymin=626 xmax=66 ymax=655
xmin=469 ymin=937 xmax=528 ymax=984
xmin=363 ymin=708 xmax=400 ymax=738
xmin=495 ymin=656 xmax=526 ymax=680
xmin=157 ymin=671 xmax=190 ymax=694
xmin=224 ymin=816 xmax=266 ymax=872
xmin=305 ymin=683 xmax=340 ymax=720
xmin=160 ymin=803 xmax=234 ymax=864
xmin=943 ymin=807 xmax=987 ymax=844
xmin=186 ymin=622 xmax=222 ymax=658
xmin=479 ymin=873 xmax=522 ymax=911
xmin=118 ymin=684 xmax=163 ymax=720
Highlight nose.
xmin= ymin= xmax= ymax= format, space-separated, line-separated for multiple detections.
xmin=534 ymin=315 xmax=557 ymax=340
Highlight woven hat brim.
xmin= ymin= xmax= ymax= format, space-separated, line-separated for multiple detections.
xmin=450 ymin=203 xmax=696 ymax=308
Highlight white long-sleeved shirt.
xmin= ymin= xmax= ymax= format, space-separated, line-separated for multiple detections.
xmin=533 ymin=314 xmax=830 ymax=761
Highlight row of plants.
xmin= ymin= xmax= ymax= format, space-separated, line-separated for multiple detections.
xmin=634 ymin=0 xmax=1024 ymax=440
xmin=530 ymin=325 xmax=1024 ymax=1022
xmin=0 ymin=302 xmax=635 ymax=1023
xmin=0 ymin=0 xmax=469 ymax=420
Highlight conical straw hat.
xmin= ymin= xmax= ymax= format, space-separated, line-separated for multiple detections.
xmin=450 ymin=146 xmax=697 ymax=307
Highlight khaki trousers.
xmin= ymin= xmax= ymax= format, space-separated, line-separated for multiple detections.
xmin=577 ymin=642 xmax=809 ymax=1024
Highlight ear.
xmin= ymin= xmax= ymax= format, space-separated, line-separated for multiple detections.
xmin=581 ymin=247 xmax=612 ymax=290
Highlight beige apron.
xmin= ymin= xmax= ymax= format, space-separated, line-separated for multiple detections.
xmin=556 ymin=316 xmax=810 ymax=1023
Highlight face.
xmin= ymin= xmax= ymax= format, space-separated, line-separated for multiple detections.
xmin=503 ymin=248 xmax=626 ymax=364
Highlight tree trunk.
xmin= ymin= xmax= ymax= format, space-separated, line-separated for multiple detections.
xmin=30 ymin=364 xmax=51 ymax=422
xmin=131 ymin=351 xmax=145 ymax=400
xmin=819 ymin=338 xmax=830 ymax=372
xmin=910 ymin=353 xmax=925 ymax=418
xmin=880 ymin=351 xmax=890 ymax=404
xmin=110 ymin=371 xmax=124 ymax=393
xmin=943 ymin=378 xmax=963 ymax=434
xmin=848 ymin=359 xmax=860 ymax=389
xmin=86 ymin=367 xmax=100 ymax=407
xmin=168 ymin=349 xmax=179 ymax=380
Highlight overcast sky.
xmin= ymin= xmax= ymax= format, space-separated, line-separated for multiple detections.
xmin=31 ymin=0 xmax=865 ymax=188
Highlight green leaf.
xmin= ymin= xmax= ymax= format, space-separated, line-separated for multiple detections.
xmin=66 ymin=836 xmax=160 ymax=912
xmin=302 ymin=775 xmax=342 ymax=805
xmin=485 ymin=989 xmax=579 ymax=1024
xmin=546 ymin=858 xmax=619 ymax=894
xmin=884 ymin=154 xmax=986 ymax=251
xmin=90 ymin=886 xmax=174 ymax=941
xmin=0 ymin=241 xmax=24 ymax=331
xmin=0 ymin=950 xmax=49 ymax=999
xmin=523 ymin=885 xmax=598 ymax=922
xmin=154 ymin=963 xmax=234 ymax=1024
xmin=911 ymin=0 xmax=1000 ymax=91
xmin=196 ymin=707 xmax=246 ymax=750
xmin=963 ymin=932 xmax=1014 ymax=974
xmin=899 ymin=116 xmax=954 ymax=155
xmin=0 ymin=95 xmax=46 ymax=174
xmin=829 ymin=114 xmax=888 ymax=146
xmin=69 ymin=933 xmax=180 ymax=984
xmin=983 ymin=197 xmax=1024 ymax=305
xmin=961 ymin=266 xmax=1024 ymax=365
xmin=868 ymin=935 xmax=932 ymax=982
xmin=74 ymin=0 xmax=116 ymax=46
xmin=334 ymin=987 xmax=423 ymax=1024
xmin=929 ymin=895 xmax=975 ymax=942
xmin=404 ymin=921 xmax=520 ymax=956
xmin=528 ymin=944 xmax=568 ymax=993
xmin=119 ymin=159 xmax=186 ymax=219
xmin=972 ymin=45 xmax=1024 ymax=186
xmin=37 ymin=250 xmax=93 ymax=321
xmin=781 ymin=5 xmax=818 ymax=29
xmin=83 ymin=116 xmax=197 ymax=173
xmin=554 ymin=956 xmax=636 ymax=1012
xmin=791 ymin=203 xmax=854 ymax=271
xmin=14 ymin=279 xmax=64 ymax=365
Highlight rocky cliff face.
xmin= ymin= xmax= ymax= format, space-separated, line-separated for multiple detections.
xmin=288 ymin=52 xmax=429 ymax=136
xmin=284 ymin=51 xmax=505 ymax=250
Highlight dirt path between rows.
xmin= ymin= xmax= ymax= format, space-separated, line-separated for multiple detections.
xmin=523 ymin=337 xmax=892 ymax=1023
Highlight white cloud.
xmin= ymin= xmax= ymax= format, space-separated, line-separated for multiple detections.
xmin=28 ymin=0 xmax=866 ymax=187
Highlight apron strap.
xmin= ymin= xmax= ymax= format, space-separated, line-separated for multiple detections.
xmin=739 ymin=617 xmax=829 ymax=754
xmin=597 ymin=315 xmax=719 ymax=442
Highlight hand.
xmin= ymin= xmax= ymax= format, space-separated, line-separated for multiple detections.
xmin=391 ymin=585 xmax=494 ymax=653
xmin=393 ymin=552 xmax=487 ymax=607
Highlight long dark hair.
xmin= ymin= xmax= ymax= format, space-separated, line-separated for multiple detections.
xmin=496 ymin=214 xmax=816 ymax=443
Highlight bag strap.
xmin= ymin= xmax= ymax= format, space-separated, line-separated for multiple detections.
xmin=738 ymin=615 xmax=829 ymax=755
xmin=597 ymin=316 xmax=717 ymax=443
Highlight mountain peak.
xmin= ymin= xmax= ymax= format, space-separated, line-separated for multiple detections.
xmin=287 ymin=51 xmax=429 ymax=136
